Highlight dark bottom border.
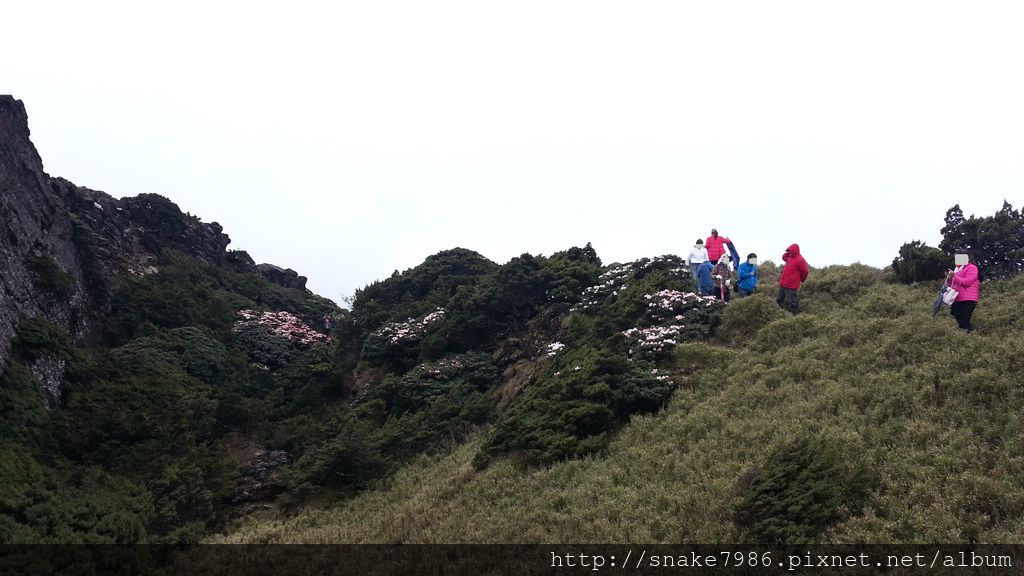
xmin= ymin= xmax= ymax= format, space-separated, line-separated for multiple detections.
xmin=2 ymin=544 xmax=1023 ymax=575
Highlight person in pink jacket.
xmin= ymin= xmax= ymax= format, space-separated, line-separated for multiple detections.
xmin=947 ymin=252 xmax=980 ymax=332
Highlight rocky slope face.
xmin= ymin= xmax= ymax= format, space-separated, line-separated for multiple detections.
xmin=0 ymin=95 xmax=234 ymax=396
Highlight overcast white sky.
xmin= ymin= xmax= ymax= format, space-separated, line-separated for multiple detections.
xmin=3 ymin=1 xmax=1022 ymax=303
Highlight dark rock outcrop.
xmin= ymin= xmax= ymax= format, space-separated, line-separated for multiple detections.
xmin=0 ymin=95 xmax=232 ymax=393
xmin=256 ymin=263 xmax=308 ymax=290
xmin=231 ymin=447 xmax=291 ymax=505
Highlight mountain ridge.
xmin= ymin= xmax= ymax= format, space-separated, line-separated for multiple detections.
xmin=3 ymin=96 xmax=1023 ymax=546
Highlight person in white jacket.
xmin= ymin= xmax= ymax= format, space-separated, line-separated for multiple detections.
xmin=687 ymin=239 xmax=709 ymax=282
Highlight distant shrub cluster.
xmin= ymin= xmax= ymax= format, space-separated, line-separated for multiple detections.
xmin=282 ymin=352 xmax=500 ymax=498
xmin=1 ymin=251 xmax=346 ymax=543
xmin=474 ymin=257 xmax=722 ymax=467
xmin=352 ymin=245 xmax=603 ymax=365
xmin=893 ymin=201 xmax=1024 ymax=283
xmin=475 ymin=340 xmax=674 ymax=467
xmin=941 ymin=202 xmax=1023 ymax=280
xmin=891 ymin=240 xmax=949 ymax=284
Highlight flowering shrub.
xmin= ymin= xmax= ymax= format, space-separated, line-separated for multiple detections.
xmin=232 ymin=310 xmax=329 ymax=370
xmin=622 ymin=290 xmax=723 ymax=360
xmin=235 ymin=310 xmax=331 ymax=347
xmin=370 ymin=309 xmax=445 ymax=346
xmin=650 ymin=367 xmax=673 ymax=385
xmin=361 ymin=308 xmax=445 ymax=368
xmin=546 ymin=342 xmax=565 ymax=356
xmin=574 ymin=255 xmax=691 ymax=312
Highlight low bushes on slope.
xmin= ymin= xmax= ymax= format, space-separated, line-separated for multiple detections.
xmin=475 ymin=258 xmax=724 ymax=467
xmin=218 ymin=267 xmax=1024 ymax=544
xmin=735 ymin=434 xmax=878 ymax=544
xmin=716 ymin=294 xmax=788 ymax=345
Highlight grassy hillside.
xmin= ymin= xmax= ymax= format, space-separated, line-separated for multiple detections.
xmin=219 ymin=267 xmax=1024 ymax=543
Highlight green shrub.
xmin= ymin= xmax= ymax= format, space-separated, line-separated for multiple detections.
xmin=115 ymin=327 xmax=232 ymax=386
xmin=105 ymin=257 xmax=237 ymax=344
xmin=717 ymin=294 xmax=788 ymax=345
xmin=671 ymin=342 xmax=737 ymax=373
xmin=801 ymin=264 xmax=884 ymax=309
xmin=422 ymin=254 xmax=552 ymax=357
xmin=749 ymin=315 xmax=823 ymax=352
xmin=735 ymin=435 xmax=877 ymax=543
xmin=891 ymin=241 xmax=949 ymax=284
xmin=351 ymin=248 xmax=498 ymax=333
xmin=366 ymin=353 xmax=498 ymax=416
xmin=0 ymin=448 xmax=152 ymax=544
xmin=11 ymin=317 xmax=73 ymax=362
xmin=26 ymin=254 xmax=74 ymax=298
xmin=542 ymin=243 xmax=603 ymax=303
xmin=361 ymin=353 xmax=500 ymax=459
xmin=0 ymin=362 xmax=52 ymax=448
xmin=272 ymin=345 xmax=346 ymax=415
xmin=281 ymin=408 xmax=391 ymax=499
xmin=231 ymin=322 xmax=299 ymax=371
xmin=850 ymin=284 xmax=919 ymax=319
xmin=476 ymin=343 xmax=673 ymax=467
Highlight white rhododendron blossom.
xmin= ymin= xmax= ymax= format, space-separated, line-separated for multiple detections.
xmin=235 ymin=310 xmax=331 ymax=346
xmin=622 ymin=325 xmax=685 ymax=353
xmin=371 ymin=308 xmax=446 ymax=345
xmin=644 ymin=289 xmax=719 ymax=312
xmin=547 ymin=342 xmax=565 ymax=356
xmin=650 ymin=367 xmax=673 ymax=384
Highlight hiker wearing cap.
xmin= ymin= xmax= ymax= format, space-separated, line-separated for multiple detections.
xmin=777 ymin=244 xmax=808 ymax=313
xmin=947 ymin=251 xmax=980 ymax=332
xmin=737 ymin=253 xmax=759 ymax=297
xmin=687 ymin=239 xmax=709 ymax=282
xmin=705 ymin=229 xmax=731 ymax=263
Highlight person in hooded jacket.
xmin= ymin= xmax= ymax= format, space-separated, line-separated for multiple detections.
xmin=712 ymin=254 xmax=733 ymax=302
xmin=696 ymin=259 xmax=715 ymax=296
xmin=777 ymin=243 xmax=808 ymax=313
xmin=705 ymin=229 xmax=731 ymax=263
xmin=947 ymin=251 xmax=980 ymax=332
xmin=737 ymin=253 xmax=759 ymax=297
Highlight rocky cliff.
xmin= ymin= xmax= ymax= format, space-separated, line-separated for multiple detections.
xmin=0 ymin=95 xmax=233 ymax=397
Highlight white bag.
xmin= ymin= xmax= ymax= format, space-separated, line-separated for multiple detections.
xmin=942 ymin=287 xmax=959 ymax=305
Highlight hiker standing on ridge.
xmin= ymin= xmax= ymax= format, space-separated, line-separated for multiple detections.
xmin=322 ymin=314 xmax=333 ymax=332
xmin=696 ymin=259 xmax=715 ymax=296
xmin=947 ymin=251 xmax=980 ymax=332
xmin=688 ymin=239 xmax=709 ymax=282
xmin=712 ymin=254 xmax=733 ymax=302
xmin=777 ymin=244 xmax=808 ymax=313
xmin=737 ymin=253 xmax=759 ymax=297
xmin=705 ymin=229 xmax=731 ymax=263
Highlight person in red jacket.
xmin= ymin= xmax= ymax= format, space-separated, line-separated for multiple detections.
xmin=705 ymin=229 xmax=731 ymax=262
xmin=777 ymin=243 xmax=809 ymax=313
